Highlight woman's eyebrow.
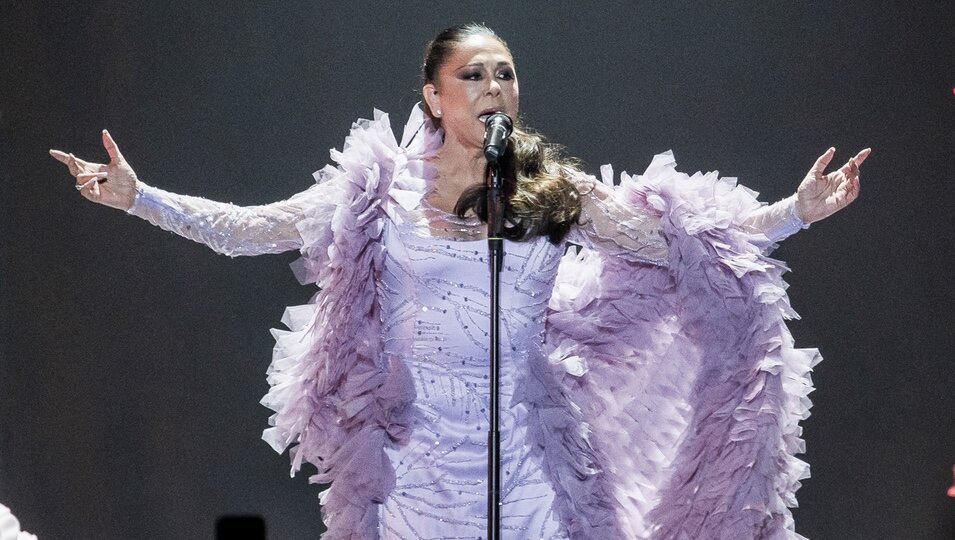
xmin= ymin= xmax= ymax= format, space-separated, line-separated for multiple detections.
xmin=455 ymin=61 xmax=514 ymax=70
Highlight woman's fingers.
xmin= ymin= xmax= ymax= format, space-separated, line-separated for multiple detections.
xmin=71 ymin=152 xmax=95 ymax=168
xmin=50 ymin=148 xmax=108 ymax=182
xmin=75 ymin=175 xmax=107 ymax=199
xmin=49 ymin=149 xmax=71 ymax=164
xmin=839 ymin=148 xmax=871 ymax=179
xmin=852 ymin=148 xmax=872 ymax=167
xmin=811 ymin=147 xmax=836 ymax=176
xmin=75 ymin=177 xmax=100 ymax=192
xmin=76 ymin=172 xmax=108 ymax=183
xmin=102 ymin=129 xmax=123 ymax=162
xmin=68 ymin=153 xmax=81 ymax=175
xmin=841 ymin=148 xmax=872 ymax=173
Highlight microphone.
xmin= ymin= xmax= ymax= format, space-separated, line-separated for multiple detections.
xmin=483 ymin=112 xmax=513 ymax=163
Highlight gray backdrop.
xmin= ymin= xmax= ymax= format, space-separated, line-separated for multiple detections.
xmin=2 ymin=1 xmax=954 ymax=538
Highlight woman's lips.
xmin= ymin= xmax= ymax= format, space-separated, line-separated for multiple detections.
xmin=478 ymin=108 xmax=504 ymax=123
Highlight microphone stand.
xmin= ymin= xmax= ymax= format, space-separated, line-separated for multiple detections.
xmin=485 ymin=158 xmax=505 ymax=540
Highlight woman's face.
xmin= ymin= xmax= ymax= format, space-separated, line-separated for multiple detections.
xmin=423 ymin=34 xmax=519 ymax=151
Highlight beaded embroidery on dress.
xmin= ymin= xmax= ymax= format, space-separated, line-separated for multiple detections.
xmin=377 ymin=218 xmax=569 ymax=538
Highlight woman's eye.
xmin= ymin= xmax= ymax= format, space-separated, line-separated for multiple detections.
xmin=498 ymin=71 xmax=514 ymax=80
xmin=461 ymin=72 xmax=482 ymax=80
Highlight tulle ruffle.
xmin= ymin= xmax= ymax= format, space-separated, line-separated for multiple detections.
xmin=545 ymin=151 xmax=817 ymax=539
xmin=0 ymin=504 xmax=37 ymax=540
xmin=260 ymin=108 xmax=437 ymax=538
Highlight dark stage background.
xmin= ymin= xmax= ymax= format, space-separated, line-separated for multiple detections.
xmin=2 ymin=2 xmax=954 ymax=539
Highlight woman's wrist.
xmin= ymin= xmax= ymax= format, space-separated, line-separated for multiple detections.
xmin=751 ymin=195 xmax=810 ymax=243
xmin=792 ymin=193 xmax=812 ymax=225
xmin=776 ymin=194 xmax=810 ymax=238
xmin=125 ymin=180 xmax=147 ymax=215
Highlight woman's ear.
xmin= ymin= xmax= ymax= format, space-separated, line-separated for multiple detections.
xmin=423 ymin=83 xmax=442 ymax=117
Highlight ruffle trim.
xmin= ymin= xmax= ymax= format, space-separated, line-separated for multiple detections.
xmin=546 ymin=151 xmax=817 ymax=539
xmin=0 ymin=504 xmax=37 ymax=540
xmin=517 ymin=351 xmax=626 ymax=538
xmin=260 ymin=107 xmax=438 ymax=538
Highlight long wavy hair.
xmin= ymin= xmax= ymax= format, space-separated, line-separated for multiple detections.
xmin=421 ymin=23 xmax=583 ymax=244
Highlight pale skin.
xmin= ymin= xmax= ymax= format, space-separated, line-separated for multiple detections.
xmin=50 ymin=34 xmax=870 ymax=225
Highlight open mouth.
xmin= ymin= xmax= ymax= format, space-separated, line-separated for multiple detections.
xmin=478 ymin=109 xmax=503 ymax=123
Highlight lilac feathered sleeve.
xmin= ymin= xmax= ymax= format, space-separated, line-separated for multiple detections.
xmin=568 ymin=162 xmax=807 ymax=264
xmin=547 ymin=151 xmax=817 ymax=539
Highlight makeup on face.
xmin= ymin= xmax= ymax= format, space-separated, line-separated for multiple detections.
xmin=428 ymin=35 xmax=520 ymax=148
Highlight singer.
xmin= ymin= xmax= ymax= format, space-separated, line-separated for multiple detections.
xmin=50 ymin=23 xmax=868 ymax=539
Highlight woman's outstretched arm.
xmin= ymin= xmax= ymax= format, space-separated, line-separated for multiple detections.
xmin=742 ymin=147 xmax=871 ymax=240
xmin=51 ymin=130 xmax=337 ymax=257
xmin=571 ymin=146 xmax=872 ymax=262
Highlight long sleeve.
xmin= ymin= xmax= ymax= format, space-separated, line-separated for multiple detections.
xmin=741 ymin=194 xmax=810 ymax=242
xmin=126 ymin=180 xmax=343 ymax=257
xmin=568 ymin=165 xmax=808 ymax=266
xmin=568 ymin=171 xmax=670 ymax=266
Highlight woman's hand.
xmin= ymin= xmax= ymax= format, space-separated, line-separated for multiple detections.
xmin=794 ymin=147 xmax=871 ymax=224
xmin=50 ymin=130 xmax=139 ymax=211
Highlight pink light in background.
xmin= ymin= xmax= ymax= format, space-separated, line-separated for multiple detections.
xmin=948 ymin=465 xmax=955 ymax=497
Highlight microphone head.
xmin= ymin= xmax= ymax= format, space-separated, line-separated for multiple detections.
xmin=485 ymin=112 xmax=513 ymax=136
xmin=483 ymin=112 xmax=513 ymax=162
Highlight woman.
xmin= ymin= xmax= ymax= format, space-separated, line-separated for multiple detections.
xmin=50 ymin=23 xmax=868 ymax=540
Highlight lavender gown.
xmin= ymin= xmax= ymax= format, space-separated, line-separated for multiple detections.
xmin=127 ymin=106 xmax=815 ymax=539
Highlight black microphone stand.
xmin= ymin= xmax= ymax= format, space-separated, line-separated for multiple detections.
xmin=485 ymin=157 xmax=505 ymax=540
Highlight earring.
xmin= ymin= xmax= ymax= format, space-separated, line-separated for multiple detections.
xmin=435 ymin=109 xmax=442 ymax=117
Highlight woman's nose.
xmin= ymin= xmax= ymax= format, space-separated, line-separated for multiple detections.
xmin=486 ymin=79 xmax=501 ymax=96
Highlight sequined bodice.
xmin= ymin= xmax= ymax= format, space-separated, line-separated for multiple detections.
xmin=379 ymin=217 xmax=561 ymax=366
xmin=376 ymin=217 xmax=569 ymax=538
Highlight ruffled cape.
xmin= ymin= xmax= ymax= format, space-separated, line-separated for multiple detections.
xmin=260 ymin=107 xmax=818 ymax=539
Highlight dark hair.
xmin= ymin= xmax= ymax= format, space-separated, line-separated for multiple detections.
xmin=421 ymin=23 xmax=582 ymax=244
